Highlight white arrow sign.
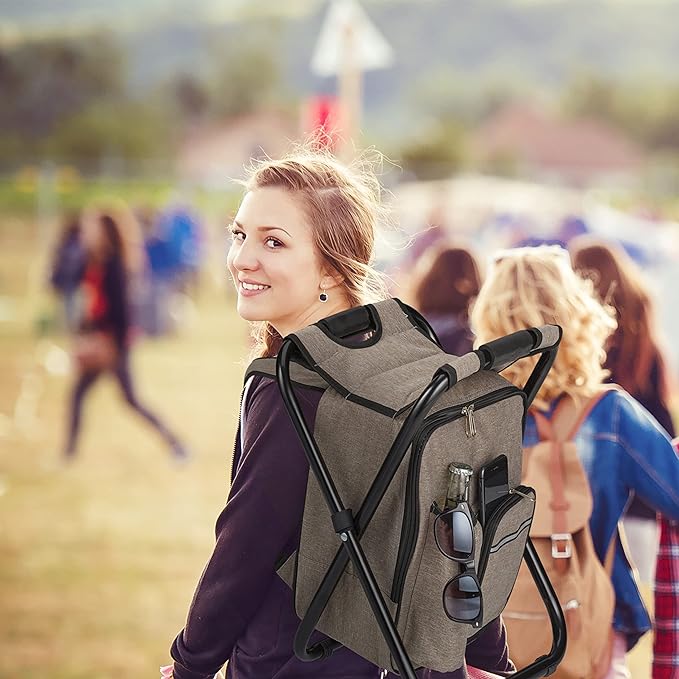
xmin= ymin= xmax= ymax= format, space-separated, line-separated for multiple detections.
xmin=311 ymin=0 xmax=394 ymax=77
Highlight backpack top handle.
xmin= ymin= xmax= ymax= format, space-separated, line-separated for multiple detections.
xmin=316 ymin=298 xmax=440 ymax=349
xmin=475 ymin=324 xmax=562 ymax=409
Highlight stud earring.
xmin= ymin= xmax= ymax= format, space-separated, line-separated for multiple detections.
xmin=319 ymin=288 xmax=328 ymax=303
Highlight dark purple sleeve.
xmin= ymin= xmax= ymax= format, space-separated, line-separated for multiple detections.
xmin=170 ymin=379 xmax=319 ymax=679
xmin=463 ymin=617 xmax=515 ymax=675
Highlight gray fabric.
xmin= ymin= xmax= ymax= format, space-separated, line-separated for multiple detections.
xmin=255 ymin=301 xmax=544 ymax=671
xmin=441 ymin=352 xmax=482 ymax=385
xmin=245 ymin=357 xmax=328 ymax=390
xmin=536 ymin=324 xmax=560 ymax=351
xmin=282 ymin=368 xmax=528 ymax=671
xmin=479 ymin=491 xmax=536 ymax=626
xmin=291 ymin=301 xmax=491 ymax=412
xmin=398 ymin=517 xmax=482 ymax=672
xmin=293 ymin=393 xmax=403 ymax=668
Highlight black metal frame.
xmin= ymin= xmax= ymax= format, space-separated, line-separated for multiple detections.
xmin=276 ymin=304 xmax=567 ymax=678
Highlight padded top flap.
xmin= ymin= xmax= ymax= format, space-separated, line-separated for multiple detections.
xmin=289 ymin=299 xmax=482 ymax=415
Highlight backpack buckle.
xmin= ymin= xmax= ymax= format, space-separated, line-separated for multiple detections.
xmin=551 ymin=533 xmax=572 ymax=558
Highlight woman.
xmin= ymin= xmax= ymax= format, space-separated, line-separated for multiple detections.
xmin=471 ymin=245 xmax=679 ymax=679
xmin=410 ymin=244 xmax=481 ymax=356
xmin=570 ymin=237 xmax=679 ymax=679
xmin=165 ymin=151 xmax=516 ymax=679
xmin=63 ymin=204 xmax=187 ymax=461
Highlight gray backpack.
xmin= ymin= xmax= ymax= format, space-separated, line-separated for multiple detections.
xmin=245 ymin=298 xmax=567 ymax=678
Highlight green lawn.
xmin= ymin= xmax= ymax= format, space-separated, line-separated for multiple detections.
xmin=0 ymin=217 xmax=654 ymax=678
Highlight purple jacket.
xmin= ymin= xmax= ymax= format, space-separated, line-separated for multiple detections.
xmin=171 ymin=375 xmax=515 ymax=678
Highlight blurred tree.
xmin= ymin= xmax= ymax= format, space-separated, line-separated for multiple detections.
xmin=171 ymin=74 xmax=210 ymax=122
xmin=46 ymin=102 xmax=172 ymax=168
xmin=0 ymin=32 xmax=124 ymax=140
xmin=563 ymin=72 xmax=679 ymax=152
xmin=397 ymin=119 xmax=468 ymax=181
xmin=208 ymin=20 xmax=283 ymax=119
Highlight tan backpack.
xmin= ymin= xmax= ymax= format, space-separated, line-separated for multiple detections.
xmin=503 ymin=391 xmax=616 ymax=679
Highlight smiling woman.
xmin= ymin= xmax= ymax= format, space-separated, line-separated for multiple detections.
xmin=166 ymin=149 xmax=518 ymax=679
xmin=226 ymin=186 xmax=349 ymax=338
xmin=227 ymin=151 xmax=389 ymax=359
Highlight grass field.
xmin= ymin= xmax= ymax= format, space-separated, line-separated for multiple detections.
xmin=0 ymin=217 xmax=654 ymax=678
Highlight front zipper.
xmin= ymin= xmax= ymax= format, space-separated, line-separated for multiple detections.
xmin=390 ymin=385 xmax=524 ymax=606
xmin=476 ymin=484 xmax=532 ymax=581
xmin=231 ymin=384 xmax=246 ymax=483
xmin=461 ymin=403 xmax=477 ymax=437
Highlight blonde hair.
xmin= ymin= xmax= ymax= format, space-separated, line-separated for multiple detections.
xmin=241 ymin=148 xmax=389 ymax=358
xmin=471 ymin=246 xmax=617 ymax=410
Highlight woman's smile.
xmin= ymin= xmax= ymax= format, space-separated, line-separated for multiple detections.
xmin=238 ymin=278 xmax=271 ymax=297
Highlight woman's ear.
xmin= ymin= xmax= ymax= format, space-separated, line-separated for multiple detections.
xmin=320 ymin=270 xmax=344 ymax=291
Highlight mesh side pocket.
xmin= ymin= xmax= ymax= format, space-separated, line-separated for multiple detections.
xmin=477 ymin=486 xmax=535 ymax=627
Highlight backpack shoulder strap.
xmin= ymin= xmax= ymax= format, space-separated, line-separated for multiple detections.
xmin=529 ymin=388 xmax=617 ymax=569
xmin=532 ymin=385 xmax=619 ymax=443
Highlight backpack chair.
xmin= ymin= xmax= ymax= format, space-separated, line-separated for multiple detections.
xmin=245 ymin=298 xmax=567 ymax=678
xmin=504 ymin=390 xmax=617 ymax=679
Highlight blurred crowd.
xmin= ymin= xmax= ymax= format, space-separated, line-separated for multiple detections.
xmin=40 ymin=179 xmax=679 ymax=677
xmin=49 ymin=201 xmax=204 ymax=339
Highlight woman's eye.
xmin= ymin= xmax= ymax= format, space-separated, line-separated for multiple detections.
xmin=265 ymin=237 xmax=283 ymax=249
xmin=230 ymin=229 xmax=245 ymax=242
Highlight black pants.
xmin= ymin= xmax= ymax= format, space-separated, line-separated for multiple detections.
xmin=65 ymin=349 xmax=182 ymax=456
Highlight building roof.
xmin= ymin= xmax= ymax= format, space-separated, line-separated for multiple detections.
xmin=474 ymin=103 xmax=645 ymax=185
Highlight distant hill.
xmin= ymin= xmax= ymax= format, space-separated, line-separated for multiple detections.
xmin=3 ymin=0 xmax=679 ymax=137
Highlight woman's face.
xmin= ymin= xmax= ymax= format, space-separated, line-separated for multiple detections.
xmin=227 ymin=187 xmax=343 ymax=337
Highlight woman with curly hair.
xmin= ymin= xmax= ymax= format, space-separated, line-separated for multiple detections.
xmin=472 ymin=245 xmax=679 ymax=679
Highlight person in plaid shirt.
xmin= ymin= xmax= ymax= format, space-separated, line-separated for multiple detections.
xmin=654 ymin=444 xmax=679 ymax=679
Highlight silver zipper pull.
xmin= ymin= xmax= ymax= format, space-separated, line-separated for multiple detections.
xmin=461 ymin=403 xmax=477 ymax=437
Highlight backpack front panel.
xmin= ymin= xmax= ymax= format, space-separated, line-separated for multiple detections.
xmin=394 ymin=372 xmax=527 ymax=672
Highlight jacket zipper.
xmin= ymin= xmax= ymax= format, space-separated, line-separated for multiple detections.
xmin=476 ymin=484 xmax=532 ymax=581
xmin=390 ymin=386 xmax=524 ymax=605
xmin=230 ymin=382 xmax=248 ymax=483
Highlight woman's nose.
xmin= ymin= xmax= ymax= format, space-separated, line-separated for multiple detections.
xmin=231 ymin=238 xmax=259 ymax=271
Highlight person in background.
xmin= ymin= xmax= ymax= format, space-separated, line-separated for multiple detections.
xmin=570 ymin=236 xmax=679 ymax=679
xmin=62 ymin=204 xmax=187 ymax=462
xmin=403 ymin=201 xmax=448 ymax=268
xmin=655 ymin=437 xmax=679 ymax=679
xmin=472 ymin=245 xmax=679 ymax=679
xmin=49 ymin=212 xmax=86 ymax=332
xmin=410 ymin=244 xmax=481 ymax=356
xmin=138 ymin=205 xmax=175 ymax=337
xmin=163 ymin=150 xmax=514 ymax=679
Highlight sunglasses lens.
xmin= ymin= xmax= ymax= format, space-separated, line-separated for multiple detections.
xmin=435 ymin=509 xmax=473 ymax=561
xmin=443 ymin=574 xmax=482 ymax=622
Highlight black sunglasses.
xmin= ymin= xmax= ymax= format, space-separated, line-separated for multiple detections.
xmin=433 ymin=501 xmax=483 ymax=628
